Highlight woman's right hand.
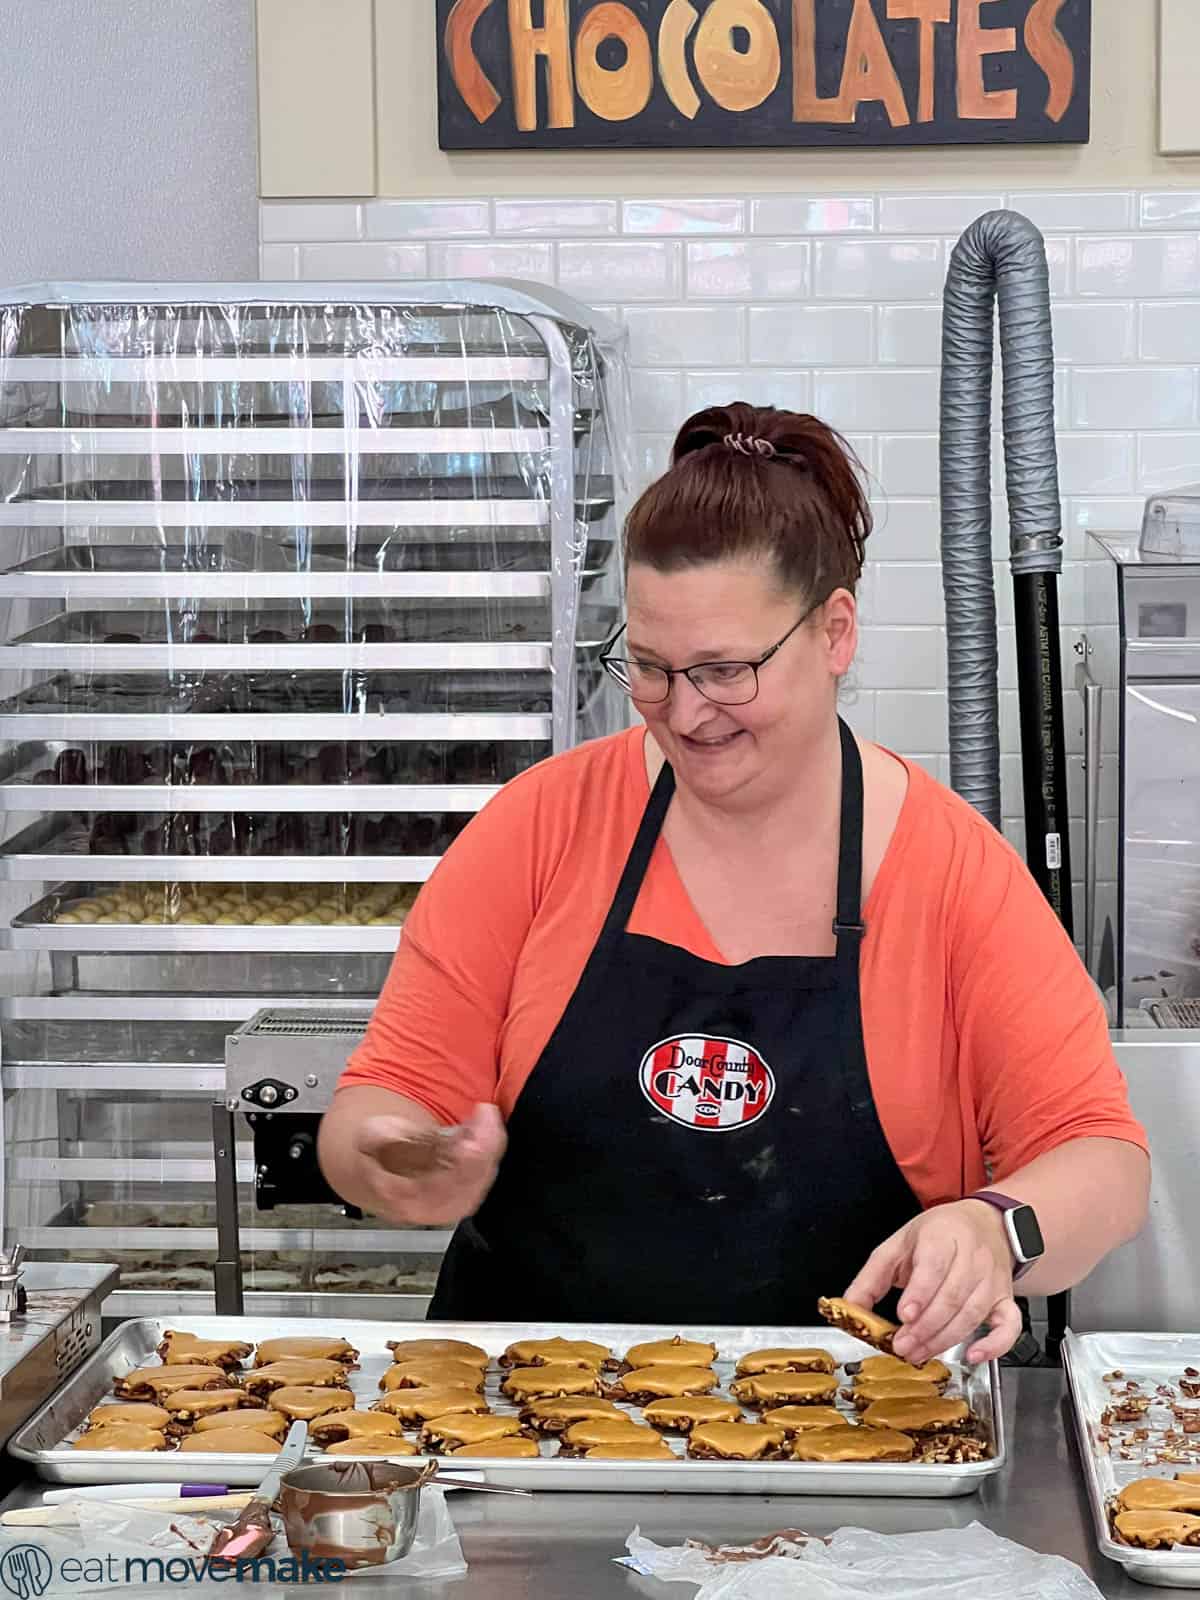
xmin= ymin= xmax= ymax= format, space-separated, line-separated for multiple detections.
xmin=351 ymin=1102 xmax=507 ymax=1225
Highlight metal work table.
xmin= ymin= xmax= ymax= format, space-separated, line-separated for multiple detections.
xmin=0 ymin=1369 xmax=1156 ymax=1596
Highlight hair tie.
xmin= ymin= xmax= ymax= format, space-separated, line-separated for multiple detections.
xmin=724 ymin=432 xmax=776 ymax=459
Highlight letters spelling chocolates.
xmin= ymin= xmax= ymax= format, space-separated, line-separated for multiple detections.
xmin=437 ymin=0 xmax=1090 ymax=150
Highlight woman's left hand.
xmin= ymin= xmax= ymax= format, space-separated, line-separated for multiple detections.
xmin=842 ymin=1200 xmax=1023 ymax=1366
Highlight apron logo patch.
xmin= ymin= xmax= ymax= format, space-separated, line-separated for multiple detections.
xmin=638 ymin=1035 xmax=776 ymax=1132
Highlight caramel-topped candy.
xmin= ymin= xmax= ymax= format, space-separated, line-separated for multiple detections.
xmin=817 ymin=1297 xmax=898 ymax=1352
xmin=500 ymin=1337 xmax=614 ymax=1370
xmin=792 ymin=1426 xmax=915 ymax=1462
xmin=688 ymin=1422 xmax=786 ymax=1460
xmin=419 ymin=1414 xmax=530 ymax=1453
xmin=73 ymin=1423 xmax=168 ymax=1451
xmin=195 ymin=1409 xmax=287 ymax=1439
xmin=113 ymin=1365 xmax=229 ymax=1400
xmin=243 ymin=1359 xmax=351 ymax=1395
xmin=267 ymin=1386 xmax=355 ymax=1422
xmin=761 ymin=1405 xmax=848 ymax=1436
xmin=254 ymin=1336 xmax=359 ymax=1368
xmin=641 ymin=1396 xmax=742 ymax=1432
xmin=386 ymin=1338 xmax=489 ymax=1368
xmin=309 ymin=1410 xmax=403 ymax=1446
xmin=623 ymin=1336 xmax=717 ymax=1369
xmin=585 ymin=1438 xmax=677 ymax=1460
xmin=373 ymin=1385 xmax=489 ymax=1424
xmin=849 ymin=1378 xmax=955 ymax=1409
xmin=501 ymin=1363 xmax=602 ymax=1403
xmin=162 ymin=1388 xmax=261 ymax=1422
xmin=853 ymin=1354 xmax=950 ymax=1387
xmin=84 ymin=1402 xmax=169 ymax=1432
xmin=558 ymin=1418 xmax=661 ymax=1456
xmin=729 ymin=1372 xmax=838 ymax=1407
xmin=606 ymin=1366 xmax=718 ymax=1404
xmin=452 ymin=1436 xmax=540 ymax=1458
xmin=735 ymin=1348 xmax=835 ymax=1377
xmin=519 ymin=1397 xmax=625 ymax=1435
xmin=1117 ymin=1478 xmax=1200 ymax=1514
xmin=157 ymin=1331 xmax=252 ymax=1369
xmin=860 ymin=1397 xmax=972 ymax=1436
xmin=178 ymin=1429 xmax=282 ymax=1454
xmin=1113 ymin=1509 xmax=1200 ymax=1549
xmin=379 ymin=1359 xmax=485 ymax=1393
xmin=323 ymin=1436 xmax=419 ymax=1456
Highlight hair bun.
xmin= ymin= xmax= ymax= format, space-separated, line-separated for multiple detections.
xmin=627 ymin=400 xmax=872 ymax=600
xmin=672 ymin=407 xmax=735 ymax=463
xmin=672 ymin=402 xmax=808 ymax=471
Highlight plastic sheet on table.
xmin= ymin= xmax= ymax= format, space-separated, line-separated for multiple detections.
xmin=619 ymin=1522 xmax=1104 ymax=1600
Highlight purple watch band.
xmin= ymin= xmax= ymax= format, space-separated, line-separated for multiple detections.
xmin=971 ymin=1190 xmax=1038 ymax=1280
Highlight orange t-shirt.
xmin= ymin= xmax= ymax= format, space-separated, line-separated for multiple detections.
xmin=341 ymin=727 xmax=1146 ymax=1206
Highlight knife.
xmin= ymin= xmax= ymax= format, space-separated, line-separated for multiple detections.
xmin=208 ymin=1420 xmax=307 ymax=1565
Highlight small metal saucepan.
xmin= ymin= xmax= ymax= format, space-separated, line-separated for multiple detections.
xmin=278 ymin=1459 xmax=436 ymax=1570
xmin=277 ymin=1458 xmax=527 ymax=1570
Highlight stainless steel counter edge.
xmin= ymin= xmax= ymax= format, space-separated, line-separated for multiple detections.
xmin=0 ymin=1371 xmax=1161 ymax=1598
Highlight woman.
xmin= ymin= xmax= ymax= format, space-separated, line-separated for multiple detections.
xmin=319 ymin=404 xmax=1149 ymax=1368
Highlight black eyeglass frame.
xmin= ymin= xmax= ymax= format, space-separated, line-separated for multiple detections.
xmin=599 ymin=600 xmax=822 ymax=705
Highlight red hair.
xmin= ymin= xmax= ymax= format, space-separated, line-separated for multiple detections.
xmin=623 ymin=403 xmax=871 ymax=600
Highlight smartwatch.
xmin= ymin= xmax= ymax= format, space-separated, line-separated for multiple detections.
xmin=970 ymin=1191 xmax=1045 ymax=1281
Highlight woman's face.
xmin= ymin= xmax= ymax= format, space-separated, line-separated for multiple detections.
xmin=624 ymin=557 xmax=857 ymax=806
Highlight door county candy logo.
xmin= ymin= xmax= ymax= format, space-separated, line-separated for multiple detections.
xmin=639 ymin=1034 xmax=776 ymax=1130
xmin=0 ymin=1541 xmax=347 ymax=1594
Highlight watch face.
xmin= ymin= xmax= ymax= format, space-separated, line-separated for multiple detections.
xmin=1010 ymin=1205 xmax=1045 ymax=1260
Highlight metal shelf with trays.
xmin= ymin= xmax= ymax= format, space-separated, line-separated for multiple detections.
xmin=0 ymin=280 xmax=631 ymax=1315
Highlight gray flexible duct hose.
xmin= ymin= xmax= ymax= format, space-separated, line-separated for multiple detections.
xmin=940 ymin=210 xmax=1063 ymax=826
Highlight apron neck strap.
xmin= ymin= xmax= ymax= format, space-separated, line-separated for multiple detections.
xmin=832 ymin=716 xmax=867 ymax=955
xmin=599 ymin=754 xmax=676 ymax=941
xmin=603 ymin=718 xmax=867 ymax=953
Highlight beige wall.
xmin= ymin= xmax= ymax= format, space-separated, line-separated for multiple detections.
xmin=365 ymin=0 xmax=1199 ymax=199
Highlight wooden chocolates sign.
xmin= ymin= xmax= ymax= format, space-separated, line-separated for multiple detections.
xmin=437 ymin=0 xmax=1090 ymax=149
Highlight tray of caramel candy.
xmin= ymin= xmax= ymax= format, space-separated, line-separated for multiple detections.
xmin=1064 ymin=1330 xmax=1200 ymax=1586
xmin=9 ymin=1307 xmax=1001 ymax=1494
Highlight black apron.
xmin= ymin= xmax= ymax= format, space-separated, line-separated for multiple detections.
xmin=430 ymin=718 xmax=920 ymax=1324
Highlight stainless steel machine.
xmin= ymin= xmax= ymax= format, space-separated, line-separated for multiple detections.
xmin=0 ymin=280 xmax=630 ymax=1318
xmin=1082 ymin=489 xmax=1200 ymax=1027
xmin=210 ymin=1007 xmax=440 ymax=1317
xmin=0 ymin=1257 xmax=117 ymax=1479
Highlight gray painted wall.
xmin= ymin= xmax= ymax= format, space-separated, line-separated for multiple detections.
xmin=0 ymin=0 xmax=259 ymax=285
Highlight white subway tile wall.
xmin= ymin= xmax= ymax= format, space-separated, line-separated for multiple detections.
xmin=298 ymin=241 xmax=427 ymax=278
xmin=686 ymin=240 xmax=811 ymax=300
xmin=260 ymin=202 xmax=364 ymax=242
xmin=747 ymin=304 xmax=873 ymax=366
xmin=495 ymin=198 xmax=618 ymax=236
xmin=427 ymin=240 xmax=553 ymax=279
xmin=1140 ymin=302 xmax=1200 ymax=362
xmin=877 ymin=192 xmax=1006 ymax=234
xmin=814 ymin=238 xmax=944 ymax=300
xmin=559 ymin=240 xmax=683 ymax=300
xmin=262 ymin=187 xmax=1200 ymax=927
xmin=750 ymin=195 xmax=875 ymax=235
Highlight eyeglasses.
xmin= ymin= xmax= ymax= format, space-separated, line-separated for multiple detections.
xmin=600 ymin=602 xmax=820 ymax=706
